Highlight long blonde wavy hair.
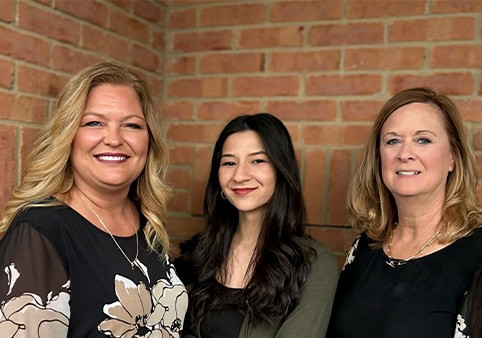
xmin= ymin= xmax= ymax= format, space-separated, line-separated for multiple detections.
xmin=349 ymin=87 xmax=481 ymax=248
xmin=0 ymin=62 xmax=172 ymax=256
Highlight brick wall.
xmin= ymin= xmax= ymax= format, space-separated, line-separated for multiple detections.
xmin=1 ymin=0 xmax=482 ymax=266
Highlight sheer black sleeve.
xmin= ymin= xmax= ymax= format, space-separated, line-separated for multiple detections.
xmin=0 ymin=221 xmax=70 ymax=336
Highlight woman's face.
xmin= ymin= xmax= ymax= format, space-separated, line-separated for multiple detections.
xmin=218 ymin=130 xmax=277 ymax=219
xmin=70 ymin=84 xmax=149 ymax=193
xmin=379 ymin=102 xmax=454 ymax=203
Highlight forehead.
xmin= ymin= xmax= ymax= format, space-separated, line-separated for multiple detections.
xmin=222 ymin=130 xmax=265 ymax=152
xmin=381 ymin=102 xmax=446 ymax=132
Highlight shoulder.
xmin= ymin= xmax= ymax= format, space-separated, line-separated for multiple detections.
xmin=304 ymin=237 xmax=339 ymax=280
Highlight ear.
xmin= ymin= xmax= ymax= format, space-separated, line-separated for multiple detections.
xmin=448 ymin=152 xmax=455 ymax=173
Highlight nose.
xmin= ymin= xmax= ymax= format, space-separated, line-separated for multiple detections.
xmin=103 ymin=126 xmax=124 ymax=146
xmin=398 ymin=142 xmax=416 ymax=161
xmin=232 ymin=161 xmax=251 ymax=182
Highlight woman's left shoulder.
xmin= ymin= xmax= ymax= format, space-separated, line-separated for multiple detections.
xmin=302 ymin=237 xmax=338 ymax=273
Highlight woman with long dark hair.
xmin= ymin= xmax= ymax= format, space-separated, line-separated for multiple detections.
xmin=177 ymin=113 xmax=338 ymax=337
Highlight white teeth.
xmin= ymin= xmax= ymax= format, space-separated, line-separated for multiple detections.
xmin=397 ymin=171 xmax=419 ymax=176
xmin=97 ymin=155 xmax=126 ymax=161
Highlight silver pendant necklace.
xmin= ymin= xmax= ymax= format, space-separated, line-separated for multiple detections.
xmin=385 ymin=227 xmax=442 ymax=268
xmin=79 ymin=192 xmax=139 ymax=271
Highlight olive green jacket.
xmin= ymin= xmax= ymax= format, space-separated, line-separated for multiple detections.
xmin=183 ymin=239 xmax=339 ymax=338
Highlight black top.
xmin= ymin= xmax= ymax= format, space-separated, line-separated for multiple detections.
xmin=0 ymin=201 xmax=187 ymax=337
xmin=199 ymin=283 xmax=245 ymax=338
xmin=327 ymin=229 xmax=482 ymax=338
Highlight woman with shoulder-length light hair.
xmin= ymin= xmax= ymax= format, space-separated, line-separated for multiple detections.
xmin=327 ymin=87 xmax=482 ymax=338
xmin=0 ymin=62 xmax=187 ymax=337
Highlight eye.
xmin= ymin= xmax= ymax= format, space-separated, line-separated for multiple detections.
xmin=386 ymin=138 xmax=400 ymax=145
xmin=124 ymin=123 xmax=143 ymax=129
xmin=83 ymin=121 xmax=102 ymax=127
xmin=417 ymin=138 xmax=431 ymax=144
xmin=221 ymin=161 xmax=236 ymax=167
xmin=252 ymin=158 xmax=267 ymax=164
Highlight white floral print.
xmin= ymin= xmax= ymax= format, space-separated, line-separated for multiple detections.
xmin=342 ymin=235 xmax=360 ymax=271
xmin=98 ymin=259 xmax=188 ymax=337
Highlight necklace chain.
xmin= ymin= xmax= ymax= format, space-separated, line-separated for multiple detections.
xmin=79 ymin=193 xmax=139 ymax=271
xmin=386 ymin=227 xmax=442 ymax=268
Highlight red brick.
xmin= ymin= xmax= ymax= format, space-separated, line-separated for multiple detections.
xmin=0 ymin=0 xmax=15 ymax=22
xmin=173 ymin=30 xmax=232 ymax=52
xmin=0 ymin=92 xmax=48 ymax=123
xmin=169 ymin=145 xmax=193 ymax=165
xmin=168 ymin=8 xmax=197 ymax=29
xmin=192 ymin=146 xmax=213 ymax=215
xmin=0 ymin=26 xmax=50 ymax=66
xmin=17 ymin=64 xmax=69 ymax=97
xmin=52 ymin=45 xmax=102 ymax=74
xmin=270 ymin=51 xmax=340 ymax=72
xmin=20 ymin=127 xmax=41 ymax=171
xmin=166 ymin=56 xmax=196 ymax=75
xmin=82 ymin=25 xmax=130 ymax=62
xmin=165 ymin=215 xmax=205 ymax=239
xmin=163 ymin=101 xmax=195 ymax=120
xmin=389 ymin=17 xmax=475 ymax=42
xmin=306 ymin=74 xmax=381 ymax=96
xmin=327 ymin=150 xmax=351 ymax=225
xmin=348 ymin=0 xmax=426 ymax=18
xmin=266 ymin=100 xmax=337 ymax=121
xmin=0 ymin=59 xmax=14 ymax=88
xmin=133 ymin=0 xmax=163 ymax=24
xmin=455 ymin=99 xmax=482 ymax=123
xmin=272 ymin=1 xmax=342 ymax=22
xmin=284 ymin=124 xmax=300 ymax=144
xmin=167 ymin=123 xmax=225 ymax=143
xmin=168 ymin=78 xmax=228 ymax=98
xmin=107 ymin=0 xmax=131 ymax=11
xmin=168 ymin=190 xmax=191 ymax=212
xmin=307 ymin=227 xmax=357 ymax=253
xmin=310 ymin=22 xmax=384 ymax=46
xmin=19 ymin=2 xmax=79 ymax=44
xmin=476 ymin=154 xmax=482 ymax=177
xmin=432 ymin=45 xmax=482 ymax=68
xmin=433 ymin=0 xmax=482 ymax=13
xmin=233 ymin=76 xmax=300 ymax=97
xmin=388 ymin=73 xmax=474 ymax=96
xmin=303 ymin=149 xmax=326 ymax=225
xmin=200 ymin=53 xmax=264 ymax=74
xmin=342 ymin=100 xmax=385 ymax=122
xmin=345 ymin=47 xmax=424 ymax=70
xmin=0 ymin=125 xmax=15 ymax=208
xmin=168 ymin=167 xmax=191 ymax=189
xmin=200 ymin=4 xmax=265 ymax=26
xmin=473 ymin=128 xmax=482 ymax=151
xmin=303 ymin=125 xmax=371 ymax=146
xmin=199 ymin=101 xmax=262 ymax=120
xmin=55 ymin=0 xmax=108 ymax=26
xmin=109 ymin=8 xmax=150 ymax=41
xmin=152 ymin=29 xmax=164 ymax=50
xmin=239 ymin=26 xmax=303 ymax=49
xmin=131 ymin=44 xmax=161 ymax=71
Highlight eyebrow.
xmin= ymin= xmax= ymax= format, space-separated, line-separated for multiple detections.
xmin=382 ymin=130 xmax=437 ymax=138
xmin=220 ymin=150 xmax=268 ymax=158
xmin=82 ymin=111 xmax=145 ymax=120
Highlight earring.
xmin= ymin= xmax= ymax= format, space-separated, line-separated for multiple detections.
xmin=221 ymin=191 xmax=227 ymax=200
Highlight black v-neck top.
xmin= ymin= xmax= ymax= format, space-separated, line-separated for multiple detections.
xmin=327 ymin=229 xmax=482 ymax=338
xmin=0 ymin=202 xmax=187 ymax=337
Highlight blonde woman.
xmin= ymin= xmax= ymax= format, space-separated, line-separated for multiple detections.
xmin=0 ymin=62 xmax=187 ymax=337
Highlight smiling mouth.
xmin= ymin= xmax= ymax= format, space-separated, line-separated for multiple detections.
xmin=96 ymin=155 xmax=128 ymax=162
xmin=396 ymin=171 xmax=420 ymax=176
xmin=233 ymin=188 xmax=256 ymax=195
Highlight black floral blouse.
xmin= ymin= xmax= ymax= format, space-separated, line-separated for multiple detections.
xmin=0 ymin=202 xmax=187 ymax=337
xmin=327 ymin=229 xmax=482 ymax=338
